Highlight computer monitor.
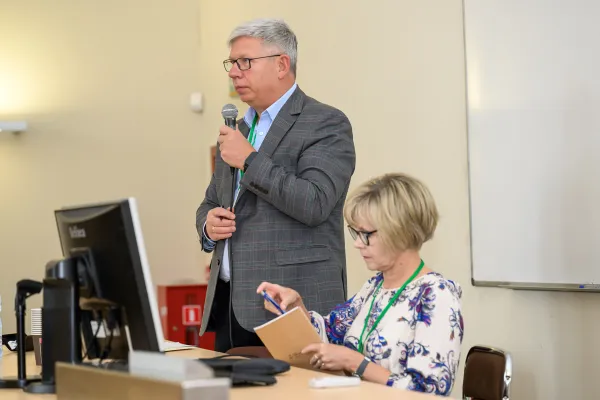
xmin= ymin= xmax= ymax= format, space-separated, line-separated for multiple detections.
xmin=53 ymin=197 xmax=165 ymax=354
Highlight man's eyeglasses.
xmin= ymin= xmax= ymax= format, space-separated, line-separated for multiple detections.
xmin=223 ymin=54 xmax=281 ymax=72
xmin=347 ymin=225 xmax=378 ymax=246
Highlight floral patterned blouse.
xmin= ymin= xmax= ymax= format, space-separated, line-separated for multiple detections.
xmin=309 ymin=272 xmax=464 ymax=396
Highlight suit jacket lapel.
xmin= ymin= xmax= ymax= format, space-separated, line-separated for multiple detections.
xmin=239 ymin=118 xmax=250 ymax=138
xmin=258 ymin=87 xmax=304 ymax=158
xmin=236 ymin=87 xmax=305 ymax=202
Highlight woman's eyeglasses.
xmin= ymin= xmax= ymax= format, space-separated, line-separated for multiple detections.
xmin=347 ymin=225 xmax=377 ymax=246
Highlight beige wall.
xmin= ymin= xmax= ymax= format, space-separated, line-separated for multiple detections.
xmin=1 ymin=1 xmax=598 ymax=398
xmin=0 ymin=0 xmax=208 ymax=325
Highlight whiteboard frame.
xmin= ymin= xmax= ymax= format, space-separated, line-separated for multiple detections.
xmin=462 ymin=0 xmax=600 ymax=293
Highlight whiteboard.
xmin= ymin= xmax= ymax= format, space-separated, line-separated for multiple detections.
xmin=464 ymin=0 xmax=600 ymax=291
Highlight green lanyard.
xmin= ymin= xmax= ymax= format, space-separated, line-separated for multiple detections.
xmin=240 ymin=114 xmax=259 ymax=179
xmin=356 ymin=259 xmax=424 ymax=354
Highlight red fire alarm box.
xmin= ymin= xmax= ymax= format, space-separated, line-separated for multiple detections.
xmin=157 ymin=284 xmax=215 ymax=350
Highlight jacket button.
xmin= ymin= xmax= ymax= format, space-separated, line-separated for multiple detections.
xmin=217 ymin=259 xmax=221 ymax=266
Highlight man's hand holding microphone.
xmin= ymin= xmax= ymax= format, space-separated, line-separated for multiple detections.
xmin=207 ymin=103 xmax=257 ymax=243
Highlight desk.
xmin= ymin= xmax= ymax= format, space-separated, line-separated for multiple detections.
xmin=0 ymin=350 xmax=432 ymax=399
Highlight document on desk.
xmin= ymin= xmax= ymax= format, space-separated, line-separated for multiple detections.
xmin=254 ymin=307 xmax=324 ymax=369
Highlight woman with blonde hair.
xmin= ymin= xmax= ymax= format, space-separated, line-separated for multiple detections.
xmin=257 ymin=173 xmax=464 ymax=396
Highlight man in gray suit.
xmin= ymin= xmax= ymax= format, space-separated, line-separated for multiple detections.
xmin=196 ymin=18 xmax=356 ymax=352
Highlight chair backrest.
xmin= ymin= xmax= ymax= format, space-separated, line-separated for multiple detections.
xmin=463 ymin=345 xmax=512 ymax=400
xmin=226 ymin=346 xmax=273 ymax=359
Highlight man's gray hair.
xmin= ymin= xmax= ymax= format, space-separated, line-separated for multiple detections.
xmin=229 ymin=18 xmax=298 ymax=75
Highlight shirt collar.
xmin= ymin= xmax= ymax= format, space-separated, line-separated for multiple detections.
xmin=244 ymin=83 xmax=298 ymax=126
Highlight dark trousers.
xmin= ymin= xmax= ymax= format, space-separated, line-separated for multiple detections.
xmin=213 ymin=278 xmax=264 ymax=353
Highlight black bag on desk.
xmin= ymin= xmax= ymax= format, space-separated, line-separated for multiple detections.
xmin=198 ymin=355 xmax=290 ymax=386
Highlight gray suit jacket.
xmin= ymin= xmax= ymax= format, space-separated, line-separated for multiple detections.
xmin=196 ymin=86 xmax=356 ymax=333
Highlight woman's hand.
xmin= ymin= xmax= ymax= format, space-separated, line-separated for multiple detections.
xmin=256 ymin=282 xmax=305 ymax=315
xmin=301 ymin=343 xmax=364 ymax=372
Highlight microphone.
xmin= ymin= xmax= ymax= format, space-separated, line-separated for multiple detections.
xmin=221 ymin=103 xmax=238 ymax=131
xmin=15 ymin=278 xmax=43 ymax=311
xmin=221 ymin=104 xmax=239 ymax=208
xmin=17 ymin=279 xmax=43 ymax=297
xmin=221 ymin=104 xmax=239 ymax=176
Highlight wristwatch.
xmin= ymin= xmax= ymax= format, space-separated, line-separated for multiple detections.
xmin=243 ymin=152 xmax=258 ymax=172
xmin=352 ymin=357 xmax=370 ymax=379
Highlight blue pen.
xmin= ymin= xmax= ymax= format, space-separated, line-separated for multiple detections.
xmin=261 ymin=290 xmax=286 ymax=314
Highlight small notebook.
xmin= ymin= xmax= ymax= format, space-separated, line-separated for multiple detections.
xmin=253 ymin=307 xmax=324 ymax=369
